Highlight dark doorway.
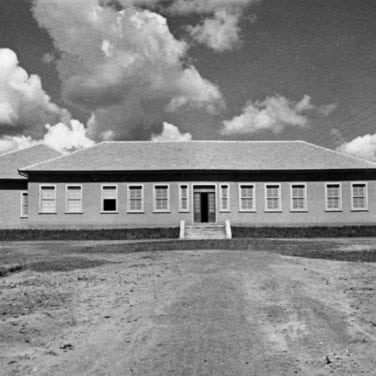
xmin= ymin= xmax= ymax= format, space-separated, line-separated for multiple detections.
xmin=193 ymin=186 xmax=216 ymax=223
xmin=201 ymin=193 xmax=209 ymax=222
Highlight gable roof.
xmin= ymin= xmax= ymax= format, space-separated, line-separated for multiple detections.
xmin=0 ymin=144 xmax=61 ymax=179
xmin=19 ymin=140 xmax=376 ymax=173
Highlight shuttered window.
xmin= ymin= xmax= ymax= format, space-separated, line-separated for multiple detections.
xmin=179 ymin=184 xmax=189 ymax=212
xmin=351 ymin=183 xmax=367 ymax=210
xmin=101 ymin=185 xmax=117 ymax=212
xmin=128 ymin=185 xmax=144 ymax=212
xmin=325 ymin=183 xmax=342 ymax=211
xmin=66 ymin=185 xmax=83 ymax=213
xmin=265 ymin=184 xmax=281 ymax=211
xmin=239 ymin=184 xmax=255 ymax=211
xmin=39 ymin=185 xmax=56 ymax=213
xmin=21 ymin=192 xmax=28 ymax=217
xmin=290 ymin=184 xmax=307 ymax=211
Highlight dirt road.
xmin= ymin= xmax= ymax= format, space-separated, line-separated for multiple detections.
xmin=1 ymin=241 xmax=376 ymax=375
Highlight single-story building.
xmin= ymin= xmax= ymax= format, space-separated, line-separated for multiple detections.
xmin=0 ymin=145 xmax=60 ymax=229
xmin=13 ymin=140 xmax=376 ymax=237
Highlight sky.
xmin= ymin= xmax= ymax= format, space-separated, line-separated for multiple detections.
xmin=1 ymin=0 xmax=376 ymax=159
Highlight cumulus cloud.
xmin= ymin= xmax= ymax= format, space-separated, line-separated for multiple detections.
xmin=221 ymin=95 xmax=335 ymax=135
xmin=168 ymin=0 xmax=258 ymax=52
xmin=0 ymin=48 xmax=95 ymax=154
xmin=337 ymin=134 xmax=376 ymax=161
xmin=0 ymin=48 xmax=66 ymax=137
xmin=318 ymin=103 xmax=337 ymax=116
xmin=0 ymin=135 xmax=39 ymax=155
xmin=188 ymin=9 xmax=241 ymax=52
xmin=0 ymin=120 xmax=95 ymax=155
xmin=151 ymin=122 xmax=192 ymax=141
xmin=32 ymin=0 xmax=224 ymax=140
xmin=167 ymin=0 xmax=256 ymax=14
xmin=43 ymin=120 xmax=95 ymax=153
xmin=222 ymin=95 xmax=312 ymax=135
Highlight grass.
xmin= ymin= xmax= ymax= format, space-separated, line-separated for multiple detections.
xmin=73 ymin=238 xmax=376 ymax=262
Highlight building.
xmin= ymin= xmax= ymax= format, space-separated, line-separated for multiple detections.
xmin=0 ymin=145 xmax=60 ymax=229
xmin=14 ymin=140 xmax=376 ymax=234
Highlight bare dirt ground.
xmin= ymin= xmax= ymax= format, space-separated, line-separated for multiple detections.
xmin=1 ymin=239 xmax=376 ymax=375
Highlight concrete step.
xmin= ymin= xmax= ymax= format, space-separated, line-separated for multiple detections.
xmin=184 ymin=224 xmax=227 ymax=240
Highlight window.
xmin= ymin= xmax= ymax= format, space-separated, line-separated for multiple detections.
xmin=128 ymin=185 xmax=144 ymax=212
xmin=290 ymin=184 xmax=307 ymax=211
xmin=265 ymin=184 xmax=281 ymax=211
xmin=153 ymin=185 xmax=169 ymax=212
xmin=239 ymin=184 xmax=255 ymax=211
xmin=66 ymin=185 xmax=83 ymax=213
xmin=20 ymin=191 xmax=28 ymax=217
xmin=39 ymin=185 xmax=56 ymax=213
xmin=219 ymin=184 xmax=230 ymax=211
xmin=101 ymin=185 xmax=117 ymax=212
xmin=179 ymin=184 xmax=189 ymax=212
xmin=325 ymin=183 xmax=342 ymax=211
xmin=351 ymin=182 xmax=368 ymax=210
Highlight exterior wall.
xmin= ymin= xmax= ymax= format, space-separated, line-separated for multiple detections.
xmin=0 ymin=181 xmax=28 ymax=229
xmin=26 ymin=179 xmax=376 ymax=229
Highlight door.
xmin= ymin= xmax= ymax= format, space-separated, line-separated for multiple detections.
xmin=194 ymin=192 xmax=201 ymax=223
xmin=193 ymin=186 xmax=216 ymax=223
xmin=208 ymin=192 xmax=216 ymax=223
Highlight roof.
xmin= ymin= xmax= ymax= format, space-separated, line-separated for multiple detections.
xmin=0 ymin=144 xmax=61 ymax=179
xmin=19 ymin=140 xmax=376 ymax=173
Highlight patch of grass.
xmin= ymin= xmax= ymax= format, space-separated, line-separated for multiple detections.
xmin=278 ymin=248 xmax=376 ymax=262
xmin=25 ymin=257 xmax=112 ymax=272
xmin=0 ymin=263 xmax=22 ymax=277
xmin=73 ymin=238 xmax=376 ymax=262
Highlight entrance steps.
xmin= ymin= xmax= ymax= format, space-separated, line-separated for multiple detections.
xmin=182 ymin=221 xmax=232 ymax=240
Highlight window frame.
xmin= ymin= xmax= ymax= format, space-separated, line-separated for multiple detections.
xmin=325 ymin=182 xmax=342 ymax=212
xmin=179 ymin=184 xmax=190 ymax=212
xmin=219 ymin=183 xmax=231 ymax=212
xmin=65 ymin=184 xmax=83 ymax=214
xmin=20 ymin=191 xmax=28 ymax=218
xmin=238 ymin=183 xmax=256 ymax=212
xmin=101 ymin=184 xmax=118 ymax=213
xmin=264 ymin=183 xmax=282 ymax=212
xmin=39 ymin=184 xmax=57 ymax=214
xmin=153 ymin=184 xmax=170 ymax=213
xmin=351 ymin=182 xmax=368 ymax=211
xmin=127 ymin=184 xmax=144 ymax=213
xmin=290 ymin=183 xmax=308 ymax=212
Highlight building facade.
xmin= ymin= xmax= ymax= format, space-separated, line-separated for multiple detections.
xmin=0 ymin=145 xmax=60 ymax=229
xmin=14 ymin=140 xmax=376 ymax=229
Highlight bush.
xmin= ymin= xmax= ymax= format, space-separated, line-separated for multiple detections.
xmin=0 ymin=227 xmax=179 ymax=241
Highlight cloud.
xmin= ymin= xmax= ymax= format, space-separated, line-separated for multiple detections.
xmin=151 ymin=122 xmax=192 ymax=141
xmin=221 ymin=95 xmax=336 ymax=135
xmin=188 ymin=9 xmax=241 ymax=52
xmin=0 ymin=135 xmax=39 ymax=155
xmin=0 ymin=48 xmax=95 ymax=154
xmin=0 ymin=120 xmax=95 ymax=155
xmin=318 ymin=103 xmax=337 ymax=116
xmin=32 ymin=0 xmax=224 ymax=140
xmin=168 ymin=0 xmax=258 ymax=52
xmin=167 ymin=0 xmax=257 ymax=14
xmin=337 ymin=134 xmax=376 ymax=161
xmin=43 ymin=120 xmax=95 ymax=153
xmin=0 ymin=48 xmax=67 ymax=138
